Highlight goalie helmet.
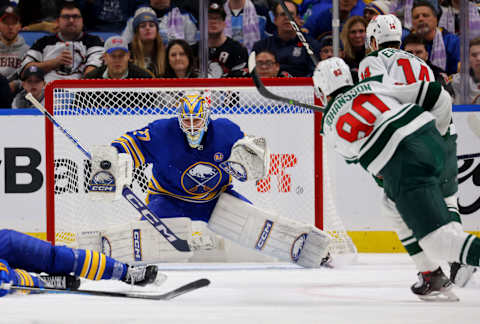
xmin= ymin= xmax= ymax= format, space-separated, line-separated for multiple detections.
xmin=366 ymin=14 xmax=402 ymax=50
xmin=313 ymin=57 xmax=353 ymax=106
xmin=178 ymin=94 xmax=211 ymax=149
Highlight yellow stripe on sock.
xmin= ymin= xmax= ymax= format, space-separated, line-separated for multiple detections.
xmin=87 ymin=251 xmax=100 ymax=280
xmin=15 ymin=269 xmax=25 ymax=286
xmin=79 ymin=250 xmax=92 ymax=278
xmin=94 ymin=254 xmax=107 ymax=281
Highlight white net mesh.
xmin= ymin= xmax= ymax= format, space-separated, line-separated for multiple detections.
xmin=47 ymin=79 xmax=356 ymax=259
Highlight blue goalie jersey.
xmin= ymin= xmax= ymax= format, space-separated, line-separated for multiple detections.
xmin=112 ymin=117 xmax=246 ymax=221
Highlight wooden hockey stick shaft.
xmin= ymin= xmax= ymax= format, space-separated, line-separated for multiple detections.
xmin=25 ymin=93 xmax=191 ymax=252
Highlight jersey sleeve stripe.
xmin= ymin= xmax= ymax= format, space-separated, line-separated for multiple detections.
xmin=123 ymin=134 xmax=146 ymax=164
xmin=113 ymin=137 xmax=141 ymax=168
xmin=422 ymin=82 xmax=442 ymax=111
xmin=415 ymin=81 xmax=425 ymax=105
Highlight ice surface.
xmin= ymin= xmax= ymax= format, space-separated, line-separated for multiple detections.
xmin=1 ymin=254 xmax=480 ymax=324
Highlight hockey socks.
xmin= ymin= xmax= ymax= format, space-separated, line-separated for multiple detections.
xmin=72 ymin=249 xmax=127 ymax=281
xmin=462 ymin=235 xmax=480 ymax=266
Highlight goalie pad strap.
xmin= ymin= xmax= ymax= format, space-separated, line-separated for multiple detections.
xmin=77 ymin=218 xmax=193 ymax=264
xmin=208 ymin=193 xmax=331 ymax=267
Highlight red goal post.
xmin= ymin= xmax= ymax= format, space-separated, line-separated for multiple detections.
xmin=44 ymin=77 xmax=354 ymax=256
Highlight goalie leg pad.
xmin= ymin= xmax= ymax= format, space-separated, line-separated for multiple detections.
xmin=77 ymin=218 xmax=193 ymax=264
xmin=208 ymin=193 xmax=331 ymax=267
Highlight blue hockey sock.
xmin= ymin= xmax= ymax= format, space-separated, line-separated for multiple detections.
xmin=72 ymin=249 xmax=127 ymax=281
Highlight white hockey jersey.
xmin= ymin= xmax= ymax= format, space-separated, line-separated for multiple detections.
xmin=322 ymin=75 xmax=451 ymax=175
xmin=358 ymin=48 xmax=434 ymax=84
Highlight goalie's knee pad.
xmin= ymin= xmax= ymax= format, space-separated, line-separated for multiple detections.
xmin=208 ymin=193 xmax=332 ymax=267
xmin=77 ymin=218 xmax=193 ymax=264
xmin=419 ymin=222 xmax=470 ymax=262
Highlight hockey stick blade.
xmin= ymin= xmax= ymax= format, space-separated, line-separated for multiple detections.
xmin=26 ymin=93 xmax=191 ymax=252
xmin=11 ymin=278 xmax=210 ymax=300
xmin=248 ymin=52 xmax=324 ymax=112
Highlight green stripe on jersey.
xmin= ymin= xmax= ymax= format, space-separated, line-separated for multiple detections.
xmin=359 ymin=105 xmax=425 ymax=170
xmin=423 ymin=82 xmax=442 ymax=111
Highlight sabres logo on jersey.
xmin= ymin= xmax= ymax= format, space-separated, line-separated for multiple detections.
xmin=181 ymin=162 xmax=222 ymax=195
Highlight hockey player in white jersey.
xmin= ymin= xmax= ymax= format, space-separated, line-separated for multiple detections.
xmin=359 ymin=14 xmax=476 ymax=289
xmin=314 ymin=57 xmax=480 ymax=301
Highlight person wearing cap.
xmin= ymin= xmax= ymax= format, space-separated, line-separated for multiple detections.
xmin=318 ymin=35 xmax=344 ymax=61
xmin=19 ymin=2 xmax=104 ymax=83
xmin=130 ymin=9 xmax=166 ymax=77
xmin=121 ymin=1 xmax=198 ymax=46
xmin=252 ymin=1 xmax=320 ymax=77
xmin=11 ymin=66 xmax=45 ymax=109
xmin=84 ymin=35 xmax=153 ymax=79
xmin=406 ymin=0 xmax=460 ymax=75
xmin=363 ymin=0 xmax=391 ymax=23
xmin=0 ymin=5 xmax=29 ymax=93
xmin=207 ymin=1 xmax=248 ymax=78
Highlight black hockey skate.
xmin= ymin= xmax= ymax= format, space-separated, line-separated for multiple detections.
xmin=450 ymin=262 xmax=477 ymax=287
xmin=39 ymin=274 xmax=81 ymax=290
xmin=123 ymin=265 xmax=166 ymax=286
xmin=411 ymin=267 xmax=459 ymax=302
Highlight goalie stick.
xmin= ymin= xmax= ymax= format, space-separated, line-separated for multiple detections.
xmin=25 ymin=93 xmax=190 ymax=252
xmin=11 ymin=278 xmax=210 ymax=300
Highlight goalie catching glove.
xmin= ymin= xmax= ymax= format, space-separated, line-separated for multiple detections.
xmin=88 ymin=145 xmax=133 ymax=200
xmin=220 ymin=136 xmax=270 ymax=182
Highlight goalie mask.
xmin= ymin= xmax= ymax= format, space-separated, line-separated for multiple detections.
xmin=313 ymin=57 xmax=353 ymax=106
xmin=366 ymin=14 xmax=402 ymax=50
xmin=178 ymin=94 xmax=211 ymax=149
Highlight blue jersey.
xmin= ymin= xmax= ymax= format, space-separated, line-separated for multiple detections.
xmin=112 ymin=117 xmax=245 ymax=204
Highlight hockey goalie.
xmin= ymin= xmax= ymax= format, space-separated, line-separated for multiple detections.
xmin=79 ymin=94 xmax=332 ymax=267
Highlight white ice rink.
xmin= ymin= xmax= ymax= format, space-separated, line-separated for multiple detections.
xmin=1 ymin=254 xmax=480 ymax=324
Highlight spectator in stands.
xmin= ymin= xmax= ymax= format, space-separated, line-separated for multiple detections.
xmin=403 ymin=33 xmax=454 ymax=97
xmin=19 ymin=2 xmax=104 ymax=83
xmin=303 ymin=0 xmax=366 ymax=40
xmin=122 ymin=0 xmax=199 ymax=46
xmin=164 ymin=39 xmax=198 ymax=78
xmin=363 ymin=0 xmax=390 ymax=23
xmin=173 ymin=0 xmax=199 ymax=20
xmin=254 ymin=49 xmax=291 ymax=78
xmin=340 ymin=15 xmax=366 ymax=76
xmin=222 ymin=0 xmax=273 ymax=52
xmin=12 ymin=65 xmax=45 ymax=109
xmin=18 ymin=0 xmax=62 ymax=33
xmin=207 ymin=2 xmax=248 ymax=78
xmin=252 ymin=0 xmax=319 ymax=77
xmin=451 ymin=37 xmax=480 ymax=105
xmin=318 ymin=34 xmax=344 ymax=61
xmin=130 ymin=9 xmax=166 ymax=77
xmin=407 ymin=0 xmax=460 ymax=75
xmin=0 ymin=5 xmax=29 ymax=93
xmin=391 ymin=0 xmax=440 ymax=30
xmin=84 ymin=35 xmax=153 ymax=79
xmin=439 ymin=0 xmax=480 ymax=40
xmin=77 ymin=0 xmax=143 ymax=33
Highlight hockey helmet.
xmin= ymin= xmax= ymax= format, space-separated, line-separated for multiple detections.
xmin=313 ymin=57 xmax=353 ymax=106
xmin=366 ymin=14 xmax=402 ymax=50
xmin=178 ymin=94 xmax=211 ymax=148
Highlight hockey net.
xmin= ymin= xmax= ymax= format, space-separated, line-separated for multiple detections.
xmin=44 ymin=78 xmax=356 ymax=260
